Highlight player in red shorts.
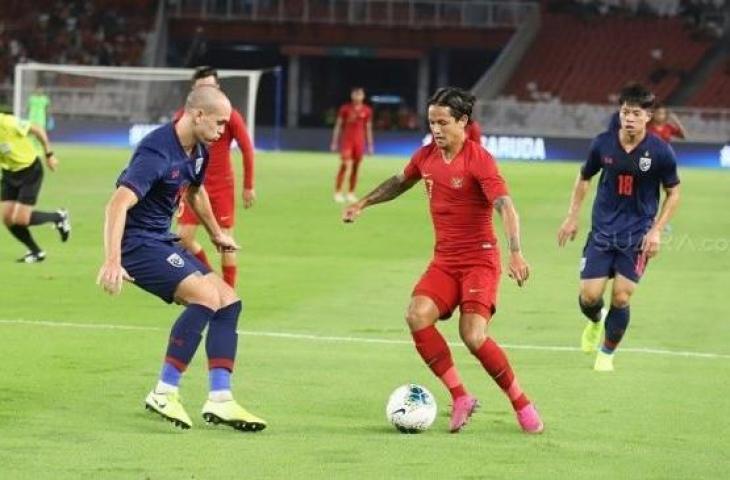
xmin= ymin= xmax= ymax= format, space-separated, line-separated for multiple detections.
xmin=330 ymin=87 xmax=374 ymax=204
xmin=648 ymin=104 xmax=687 ymax=143
xmin=176 ymin=67 xmax=255 ymax=288
xmin=343 ymin=87 xmax=543 ymax=434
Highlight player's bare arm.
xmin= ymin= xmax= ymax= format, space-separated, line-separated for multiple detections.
xmin=28 ymin=124 xmax=58 ymax=171
xmin=185 ymin=184 xmax=239 ymax=252
xmin=330 ymin=117 xmax=342 ymax=152
xmin=558 ymin=173 xmax=592 ymax=246
xmin=494 ymin=195 xmax=530 ymax=287
xmin=642 ymin=184 xmax=681 ymax=258
xmin=97 ymin=186 xmax=137 ymax=295
xmin=342 ymin=173 xmax=419 ymax=223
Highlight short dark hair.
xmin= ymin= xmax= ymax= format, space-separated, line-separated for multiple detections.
xmin=192 ymin=66 xmax=218 ymax=83
xmin=427 ymin=87 xmax=475 ymax=121
xmin=350 ymin=86 xmax=364 ymax=93
xmin=618 ymin=82 xmax=655 ymax=109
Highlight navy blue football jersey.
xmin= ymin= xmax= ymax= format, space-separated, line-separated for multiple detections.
xmin=117 ymin=123 xmax=208 ymax=249
xmin=581 ymin=130 xmax=680 ymax=244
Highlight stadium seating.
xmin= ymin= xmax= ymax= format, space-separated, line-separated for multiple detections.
xmin=687 ymin=57 xmax=730 ymax=107
xmin=505 ymin=12 xmax=714 ymax=104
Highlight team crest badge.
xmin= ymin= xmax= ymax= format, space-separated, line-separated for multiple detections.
xmin=194 ymin=157 xmax=203 ymax=175
xmin=450 ymin=177 xmax=464 ymax=189
xmin=639 ymin=156 xmax=651 ymax=172
xmin=166 ymin=253 xmax=185 ymax=268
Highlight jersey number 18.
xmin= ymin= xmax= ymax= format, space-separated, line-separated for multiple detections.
xmin=617 ymin=174 xmax=634 ymax=196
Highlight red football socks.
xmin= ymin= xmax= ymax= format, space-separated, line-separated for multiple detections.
xmin=194 ymin=249 xmax=212 ymax=270
xmin=473 ymin=338 xmax=530 ymax=411
xmin=412 ymin=325 xmax=467 ymax=400
xmin=222 ymin=265 xmax=236 ymax=288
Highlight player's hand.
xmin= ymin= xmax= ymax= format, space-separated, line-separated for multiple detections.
xmin=557 ymin=216 xmax=579 ymax=247
xmin=342 ymin=201 xmax=364 ymax=223
xmin=507 ymin=252 xmax=530 ymax=287
xmin=243 ymin=189 xmax=256 ymax=209
xmin=46 ymin=154 xmax=58 ymax=172
xmin=330 ymin=141 xmax=338 ymax=152
xmin=368 ymin=144 xmax=374 ymax=155
xmin=96 ymin=260 xmax=134 ymax=296
xmin=211 ymin=231 xmax=240 ymax=253
xmin=641 ymin=227 xmax=662 ymax=259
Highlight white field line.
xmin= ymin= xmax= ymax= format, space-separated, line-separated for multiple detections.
xmin=1 ymin=318 xmax=729 ymax=360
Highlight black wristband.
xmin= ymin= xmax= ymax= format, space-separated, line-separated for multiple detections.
xmin=45 ymin=151 xmax=54 ymax=158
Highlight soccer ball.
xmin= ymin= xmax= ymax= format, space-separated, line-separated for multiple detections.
xmin=386 ymin=384 xmax=437 ymax=433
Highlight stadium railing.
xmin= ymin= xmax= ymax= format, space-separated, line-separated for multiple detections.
xmin=167 ymin=0 xmax=538 ymax=28
xmin=475 ymin=99 xmax=730 ymax=142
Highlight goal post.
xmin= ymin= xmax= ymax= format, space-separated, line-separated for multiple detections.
xmin=13 ymin=63 xmax=264 ymax=145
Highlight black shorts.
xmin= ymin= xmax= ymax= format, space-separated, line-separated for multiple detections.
xmin=1 ymin=158 xmax=44 ymax=205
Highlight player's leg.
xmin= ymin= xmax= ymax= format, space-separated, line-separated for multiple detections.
xmin=334 ymin=145 xmax=353 ymax=202
xmin=213 ymin=188 xmax=237 ymax=288
xmin=177 ymin=198 xmax=212 ymax=270
xmin=3 ymin=202 xmax=45 ymax=262
xmin=346 ymin=148 xmax=363 ymax=202
xmin=408 ymin=263 xmax=474 ymax=432
xmin=199 ymin=272 xmax=266 ymax=431
xmin=594 ymin=272 xmax=638 ymax=372
xmin=122 ymin=241 xmax=219 ymax=429
xmin=459 ymin=266 xmax=543 ymax=434
xmin=578 ymin=235 xmax=614 ymax=352
xmin=17 ymin=161 xmax=70 ymax=242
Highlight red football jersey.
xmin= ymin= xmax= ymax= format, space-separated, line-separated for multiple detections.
xmin=648 ymin=123 xmax=682 ymax=143
xmin=173 ymin=108 xmax=255 ymax=189
xmin=403 ymin=139 xmax=508 ymax=260
xmin=338 ymin=103 xmax=372 ymax=146
xmin=465 ymin=121 xmax=482 ymax=144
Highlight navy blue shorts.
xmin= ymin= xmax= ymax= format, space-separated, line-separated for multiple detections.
xmin=580 ymin=233 xmax=648 ymax=284
xmin=122 ymin=238 xmax=211 ymax=303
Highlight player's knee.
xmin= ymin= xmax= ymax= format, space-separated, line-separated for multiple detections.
xmin=218 ymin=283 xmax=239 ymax=307
xmin=459 ymin=325 xmax=487 ymax=353
xmin=611 ymin=290 xmax=631 ymax=308
xmin=580 ymin=291 xmax=603 ymax=306
xmin=405 ymin=304 xmax=434 ymax=331
xmin=186 ymin=281 xmax=222 ymax=310
xmin=2 ymin=214 xmax=13 ymax=227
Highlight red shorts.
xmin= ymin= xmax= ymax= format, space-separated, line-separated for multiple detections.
xmin=340 ymin=140 xmax=365 ymax=162
xmin=412 ymin=258 xmax=501 ymax=320
xmin=177 ymin=184 xmax=235 ymax=229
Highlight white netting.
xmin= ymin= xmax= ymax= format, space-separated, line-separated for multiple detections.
xmin=14 ymin=63 xmax=262 ymax=140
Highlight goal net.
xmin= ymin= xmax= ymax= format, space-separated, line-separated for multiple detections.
xmin=13 ymin=63 xmax=263 ymax=146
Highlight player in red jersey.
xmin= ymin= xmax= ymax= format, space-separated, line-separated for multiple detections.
xmin=330 ymin=87 xmax=374 ymax=203
xmin=343 ymin=87 xmax=543 ymax=434
xmin=176 ymin=67 xmax=256 ymax=288
xmin=648 ymin=104 xmax=687 ymax=143
xmin=465 ymin=119 xmax=483 ymax=145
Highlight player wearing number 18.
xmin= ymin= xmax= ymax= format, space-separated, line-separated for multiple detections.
xmin=557 ymin=83 xmax=681 ymax=372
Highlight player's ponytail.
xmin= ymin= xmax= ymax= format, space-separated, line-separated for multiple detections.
xmin=427 ymin=87 xmax=476 ymax=122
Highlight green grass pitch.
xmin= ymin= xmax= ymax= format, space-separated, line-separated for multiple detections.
xmin=0 ymin=145 xmax=728 ymax=479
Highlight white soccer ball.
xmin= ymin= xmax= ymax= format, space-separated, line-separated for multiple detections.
xmin=386 ymin=384 xmax=437 ymax=433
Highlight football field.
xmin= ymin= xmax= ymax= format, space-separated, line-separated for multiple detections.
xmin=1 ymin=146 xmax=729 ymax=479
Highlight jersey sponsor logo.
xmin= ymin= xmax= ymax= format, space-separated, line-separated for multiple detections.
xmin=0 ymin=142 xmax=11 ymax=155
xmin=639 ymin=156 xmax=652 ymax=172
xmin=166 ymin=253 xmax=185 ymax=268
xmin=194 ymin=157 xmax=203 ymax=175
xmin=602 ymin=156 xmax=614 ymax=165
xmin=450 ymin=177 xmax=464 ymax=189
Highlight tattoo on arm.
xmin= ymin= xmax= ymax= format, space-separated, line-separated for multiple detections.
xmin=494 ymin=195 xmax=522 ymax=253
xmin=507 ymin=235 xmax=521 ymax=253
xmin=362 ymin=175 xmax=414 ymax=207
